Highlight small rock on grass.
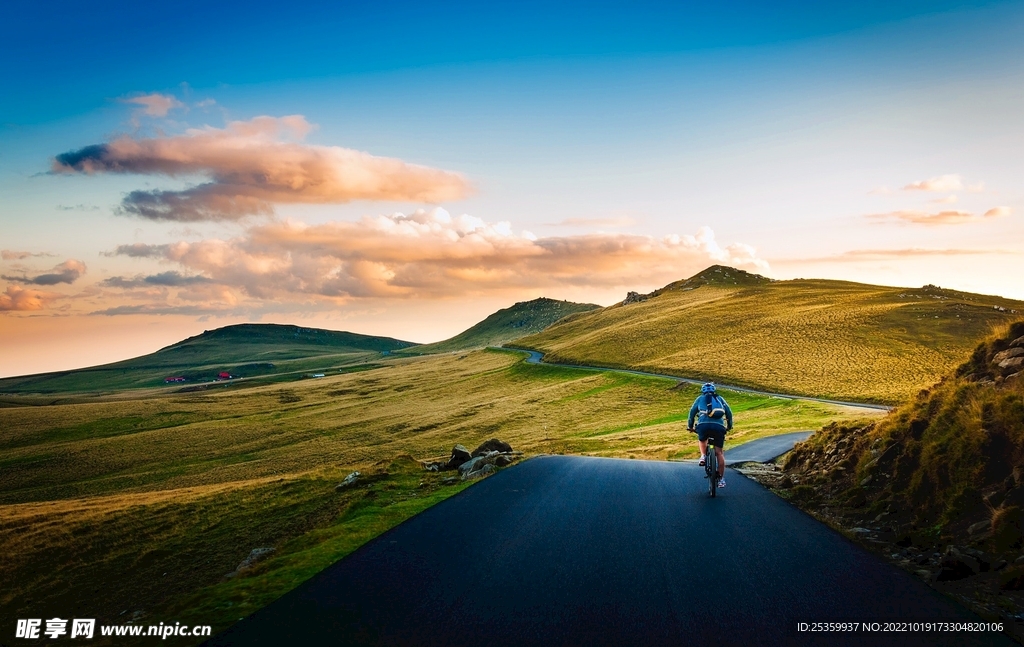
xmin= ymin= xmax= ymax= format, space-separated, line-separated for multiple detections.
xmin=335 ymin=471 xmax=361 ymax=490
xmin=471 ymin=438 xmax=513 ymax=457
xmin=465 ymin=464 xmax=496 ymax=480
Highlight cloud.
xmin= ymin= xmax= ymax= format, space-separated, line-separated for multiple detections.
xmin=2 ymin=260 xmax=86 ymax=285
xmin=52 ymin=116 xmax=471 ymax=221
xmin=122 ymin=93 xmax=184 ymax=117
xmin=867 ymin=207 xmax=1010 ymax=226
xmin=929 ymin=195 xmax=958 ymax=204
xmin=900 ymin=175 xmax=988 ymax=194
xmin=110 ymin=209 xmax=768 ymax=301
xmin=102 ymin=243 xmax=171 ymax=258
xmin=984 ymin=206 xmax=1012 ymax=218
xmin=1 ymin=250 xmax=56 ymax=260
xmin=0 ymin=285 xmax=61 ymax=312
xmin=903 ymin=174 xmax=963 ymax=192
xmin=102 ymin=271 xmax=213 ymax=288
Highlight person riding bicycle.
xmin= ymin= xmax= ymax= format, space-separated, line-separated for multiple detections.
xmin=687 ymin=382 xmax=733 ymax=488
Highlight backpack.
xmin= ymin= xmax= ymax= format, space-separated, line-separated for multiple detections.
xmin=703 ymin=393 xmax=726 ymax=420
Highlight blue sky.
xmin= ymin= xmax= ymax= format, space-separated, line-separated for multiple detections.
xmin=2 ymin=1 xmax=1023 ymax=376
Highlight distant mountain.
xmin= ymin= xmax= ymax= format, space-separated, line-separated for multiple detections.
xmin=0 ymin=323 xmax=417 ymax=394
xmin=515 ymin=265 xmax=1024 ymax=403
xmin=403 ymin=298 xmax=601 ymax=355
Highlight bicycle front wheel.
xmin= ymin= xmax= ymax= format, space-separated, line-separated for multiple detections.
xmin=707 ymin=451 xmax=718 ymax=498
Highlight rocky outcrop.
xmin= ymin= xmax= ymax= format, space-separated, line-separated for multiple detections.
xmin=622 ymin=291 xmax=649 ymax=305
xmin=422 ymin=439 xmax=522 ymax=479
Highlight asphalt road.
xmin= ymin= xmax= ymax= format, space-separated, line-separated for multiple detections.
xmin=724 ymin=432 xmax=815 ymax=463
xmin=205 ymin=456 xmax=1010 ymax=647
xmin=513 ymin=349 xmax=891 ymax=411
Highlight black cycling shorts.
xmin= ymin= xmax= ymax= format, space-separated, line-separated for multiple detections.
xmin=696 ymin=427 xmax=726 ymax=448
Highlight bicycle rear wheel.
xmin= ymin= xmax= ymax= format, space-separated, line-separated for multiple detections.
xmin=707 ymin=450 xmax=718 ymax=498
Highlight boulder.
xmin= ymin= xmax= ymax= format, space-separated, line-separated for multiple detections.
xmin=999 ymin=357 xmax=1024 ymax=372
xmin=1010 ymin=336 xmax=1024 ymax=349
xmin=458 ymin=455 xmax=486 ymax=477
xmin=471 ymin=439 xmax=513 ymax=457
xmin=936 ymin=546 xmax=980 ymax=581
xmin=968 ymin=520 xmax=992 ymax=539
xmin=445 ymin=445 xmax=473 ymax=470
xmin=495 ymin=454 xmax=514 ymax=467
xmin=994 ymin=347 xmax=1024 ymax=363
xmin=335 ymin=471 xmax=361 ymax=490
xmin=465 ymin=463 xmax=496 ymax=480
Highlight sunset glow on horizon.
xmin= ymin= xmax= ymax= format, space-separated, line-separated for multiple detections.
xmin=3 ymin=1 xmax=1023 ymax=377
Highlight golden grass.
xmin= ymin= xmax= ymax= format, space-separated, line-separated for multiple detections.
xmin=0 ymin=348 xmax=880 ymax=641
xmin=515 ymin=279 xmax=1023 ymax=404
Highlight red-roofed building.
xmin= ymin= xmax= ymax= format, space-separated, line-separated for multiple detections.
xmin=165 ymin=376 xmax=186 ymax=383
xmin=218 ymin=372 xmax=232 ymax=379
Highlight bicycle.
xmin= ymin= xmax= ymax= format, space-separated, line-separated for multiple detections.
xmin=690 ymin=428 xmax=723 ymax=498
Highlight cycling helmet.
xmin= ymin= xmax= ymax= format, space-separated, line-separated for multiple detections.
xmin=701 ymin=382 xmax=716 ymax=394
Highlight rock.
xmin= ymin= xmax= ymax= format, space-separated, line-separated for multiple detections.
xmin=850 ymin=527 xmax=871 ymax=535
xmin=335 ymin=471 xmax=361 ymax=490
xmin=915 ymin=569 xmax=933 ymax=581
xmin=441 ymin=476 xmax=458 ymax=485
xmin=1015 ymin=555 xmax=1024 ymax=565
xmin=458 ymin=456 xmax=486 ymax=477
xmin=471 ymin=438 xmax=513 ymax=457
xmin=994 ymin=348 xmax=1024 ymax=363
xmin=936 ymin=546 xmax=980 ymax=581
xmin=465 ymin=463 xmax=496 ymax=480
xmin=995 ymin=560 xmax=1008 ymax=571
xmin=1000 ymin=357 xmax=1024 ymax=372
xmin=1010 ymin=336 xmax=1024 ymax=349
xmin=859 ymin=476 xmax=873 ymax=487
xmin=968 ymin=520 xmax=992 ymax=538
xmin=227 ymin=547 xmax=275 ymax=578
xmin=495 ymin=454 xmax=515 ymax=467
xmin=622 ymin=291 xmax=649 ymax=305
xmin=445 ymin=445 xmax=473 ymax=470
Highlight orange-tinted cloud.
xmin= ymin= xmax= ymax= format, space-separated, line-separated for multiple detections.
xmin=2 ymin=259 xmax=86 ymax=285
xmin=122 ymin=93 xmax=184 ymax=117
xmin=902 ymin=174 xmax=986 ymax=193
xmin=52 ymin=116 xmax=471 ymax=221
xmin=107 ymin=210 xmax=767 ymax=304
xmin=0 ymin=285 xmax=61 ymax=312
xmin=1 ymin=250 xmax=56 ymax=260
xmin=867 ymin=207 xmax=1011 ymax=225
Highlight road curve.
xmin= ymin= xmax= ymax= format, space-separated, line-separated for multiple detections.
xmin=724 ymin=432 xmax=815 ymax=463
xmin=204 ymin=456 xmax=1007 ymax=647
xmin=505 ymin=348 xmax=892 ymax=412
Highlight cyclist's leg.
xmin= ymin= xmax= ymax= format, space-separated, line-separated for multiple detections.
xmin=713 ymin=430 xmax=726 ymax=478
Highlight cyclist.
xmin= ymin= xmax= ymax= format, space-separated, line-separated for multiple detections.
xmin=687 ymin=382 xmax=733 ymax=488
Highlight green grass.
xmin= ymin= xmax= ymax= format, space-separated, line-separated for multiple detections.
xmin=515 ymin=266 xmax=1024 ymax=404
xmin=399 ymin=297 xmax=599 ymax=355
xmin=0 ymin=348 xmax=879 ymax=643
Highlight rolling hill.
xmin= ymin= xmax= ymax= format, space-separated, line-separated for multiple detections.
xmin=0 ymin=324 xmax=417 ymax=395
xmin=513 ymin=265 xmax=1024 ymax=404
xmin=400 ymin=297 xmax=600 ymax=354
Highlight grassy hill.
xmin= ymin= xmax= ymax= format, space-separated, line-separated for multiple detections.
xmin=513 ymin=265 xmax=1024 ymax=404
xmin=401 ymin=297 xmax=600 ymax=355
xmin=0 ymin=323 xmax=417 ymax=395
xmin=757 ymin=322 xmax=1024 ymax=635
